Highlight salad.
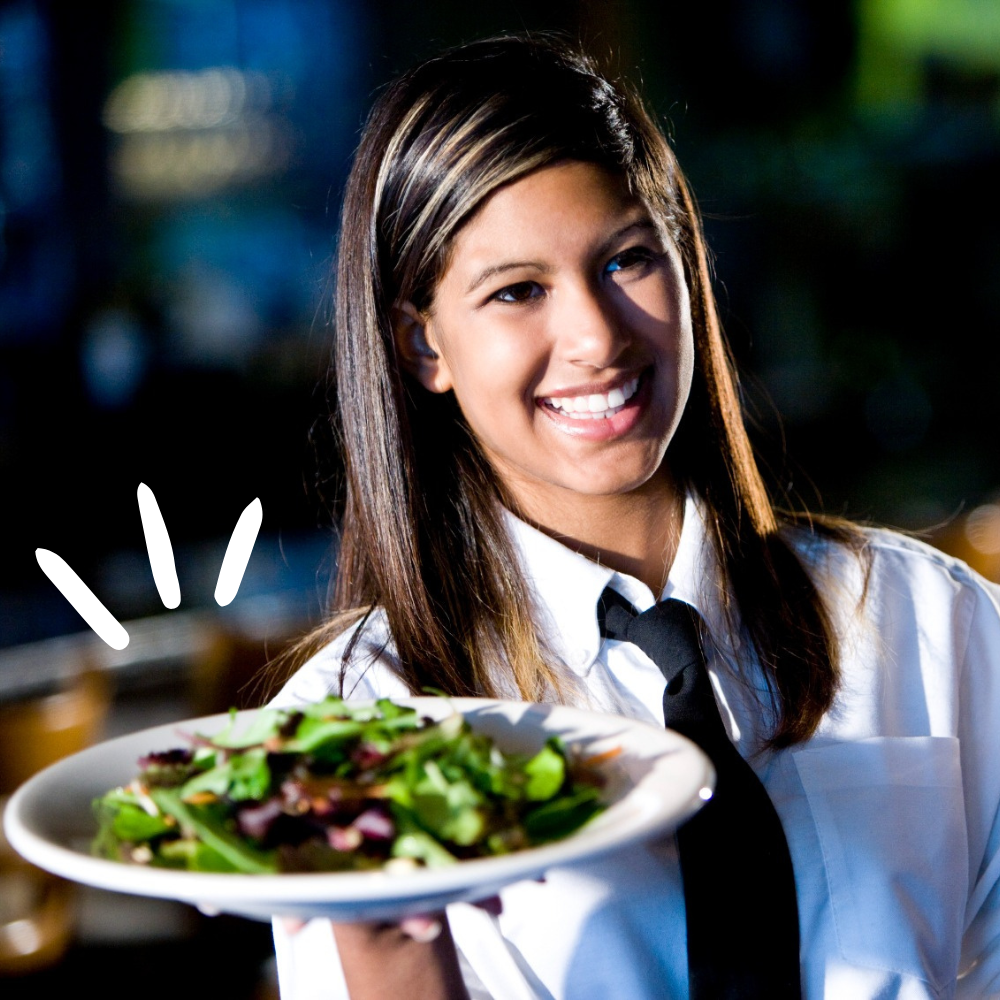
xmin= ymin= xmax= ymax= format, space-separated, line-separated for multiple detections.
xmin=92 ymin=697 xmax=607 ymax=874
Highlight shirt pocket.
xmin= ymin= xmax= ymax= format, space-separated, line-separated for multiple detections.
xmin=793 ymin=737 xmax=967 ymax=992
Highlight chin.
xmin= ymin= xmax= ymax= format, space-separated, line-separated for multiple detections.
xmin=557 ymin=464 xmax=666 ymax=499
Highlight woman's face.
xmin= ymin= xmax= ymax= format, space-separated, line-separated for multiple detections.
xmin=398 ymin=160 xmax=694 ymax=522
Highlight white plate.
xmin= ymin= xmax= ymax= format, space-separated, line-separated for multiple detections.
xmin=4 ymin=697 xmax=713 ymax=922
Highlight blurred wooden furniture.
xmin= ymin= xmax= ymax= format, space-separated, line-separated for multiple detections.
xmin=0 ymin=600 xmax=307 ymax=981
xmin=0 ymin=670 xmax=111 ymax=975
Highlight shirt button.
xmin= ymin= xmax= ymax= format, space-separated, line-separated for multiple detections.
xmin=570 ymin=648 xmax=590 ymax=667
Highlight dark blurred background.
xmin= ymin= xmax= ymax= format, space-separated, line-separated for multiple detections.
xmin=1 ymin=0 xmax=998 ymax=994
xmin=3 ymin=0 xmax=1000 ymax=649
xmin=4 ymin=0 xmax=1000 ymax=657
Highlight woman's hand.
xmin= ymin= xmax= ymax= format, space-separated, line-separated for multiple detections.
xmin=333 ymin=914 xmax=470 ymax=1000
xmin=280 ymin=895 xmax=502 ymax=999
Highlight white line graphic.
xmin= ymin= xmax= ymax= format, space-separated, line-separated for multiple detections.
xmin=37 ymin=488 xmax=263 ymax=643
xmin=214 ymin=497 xmax=262 ymax=607
xmin=136 ymin=482 xmax=180 ymax=609
xmin=34 ymin=549 xmax=130 ymax=650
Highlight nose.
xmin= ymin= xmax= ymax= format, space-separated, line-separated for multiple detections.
xmin=555 ymin=281 xmax=628 ymax=369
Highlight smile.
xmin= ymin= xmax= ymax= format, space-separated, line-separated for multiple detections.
xmin=539 ymin=375 xmax=641 ymax=420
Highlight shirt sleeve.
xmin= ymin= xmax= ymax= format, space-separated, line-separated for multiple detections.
xmin=956 ymin=576 xmax=1000 ymax=996
xmin=268 ymin=613 xmax=412 ymax=710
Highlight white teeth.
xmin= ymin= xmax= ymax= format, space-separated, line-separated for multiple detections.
xmin=543 ymin=376 xmax=640 ymax=419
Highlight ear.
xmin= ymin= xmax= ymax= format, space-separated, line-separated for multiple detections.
xmin=392 ymin=301 xmax=453 ymax=393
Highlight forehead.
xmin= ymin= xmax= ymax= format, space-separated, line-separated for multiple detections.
xmin=440 ymin=161 xmax=650 ymax=275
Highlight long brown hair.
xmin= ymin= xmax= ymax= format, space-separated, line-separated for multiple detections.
xmin=291 ymin=36 xmax=854 ymax=748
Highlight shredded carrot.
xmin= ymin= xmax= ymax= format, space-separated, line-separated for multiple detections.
xmin=183 ymin=791 xmax=219 ymax=805
xmin=580 ymin=746 xmax=623 ymax=767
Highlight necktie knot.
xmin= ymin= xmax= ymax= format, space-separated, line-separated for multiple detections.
xmin=597 ymin=589 xmax=717 ymax=745
xmin=598 ymin=589 xmax=703 ymax=682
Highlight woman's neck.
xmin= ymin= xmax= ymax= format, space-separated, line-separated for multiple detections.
xmin=510 ymin=471 xmax=685 ymax=595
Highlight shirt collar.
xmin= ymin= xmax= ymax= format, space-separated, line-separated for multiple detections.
xmin=504 ymin=495 xmax=717 ymax=675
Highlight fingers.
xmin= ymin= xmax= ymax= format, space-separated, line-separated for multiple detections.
xmin=279 ymin=914 xmax=442 ymax=943
xmin=399 ymin=914 xmax=443 ymax=942
xmin=280 ymin=884 xmax=524 ymax=939
xmin=330 ymin=913 xmax=446 ymax=943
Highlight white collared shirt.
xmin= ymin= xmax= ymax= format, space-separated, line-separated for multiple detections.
xmin=270 ymin=498 xmax=1000 ymax=999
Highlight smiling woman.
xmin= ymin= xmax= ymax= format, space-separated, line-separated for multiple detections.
xmin=265 ymin=33 xmax=1000 ymax=1000
xmin=309 ymin=35 xmax=842 ymax=736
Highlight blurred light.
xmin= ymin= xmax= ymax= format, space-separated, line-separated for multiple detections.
xmin=856 ymin=0 xmax=1000 ymax=111
xmin=0 ymin=917 xmax=42 ymax=956
xmin=80 ymin=309 xmax=149 ymax=408
xmin=102 ymin=68 xmax=288 ymax=199
xmin=965 ymin=504 xmax=1000 ymax=555
xmin=111 ymin=123 xmax=287 ymax=198
xmin=103 ymin=68 xmax=271 ymax=134
xmin=0 ymin=4 xmax=62 ymax=213
xmin=168 ymin=269 xmax=262 ymax=365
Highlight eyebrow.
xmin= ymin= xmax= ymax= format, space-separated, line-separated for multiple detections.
xmin=463 ymin=217 xmax=659 ymax=296
xmin=464 ymin=260 xmax=551 ymax=296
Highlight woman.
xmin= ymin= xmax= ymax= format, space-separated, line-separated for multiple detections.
xmin=269 ymin=35 xmax=1000 ymax=999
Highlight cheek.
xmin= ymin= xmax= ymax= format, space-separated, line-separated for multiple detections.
xmin=439 ymin=321 xmax=547 ymax=408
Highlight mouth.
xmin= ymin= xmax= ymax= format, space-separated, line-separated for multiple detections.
xmin=538 ymin=373 xmax=642 ymax=420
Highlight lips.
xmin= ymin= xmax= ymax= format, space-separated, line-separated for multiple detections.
xmin=539 ymin=375 xmax=641 ymax=420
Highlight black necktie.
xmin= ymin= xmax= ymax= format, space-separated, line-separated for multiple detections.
xmin=598 ymin=588 xmax=801 ymax=999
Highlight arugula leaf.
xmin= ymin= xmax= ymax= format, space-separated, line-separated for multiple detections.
xmin=410 ymin=761 xmax=486 ymax=846
xmin=523 ymin=786 xmax=604 ymax=842
xmin=149 ymin=789 xmax=277 ymax=874
xmin=227 ymin=749 xmax=272 ymax=801
xmin=391 ymin=830 xmax=459 ymax=868
xmin=110 ymin=802 xmax=175 ymax=842
xmin=158 ymin=837 xmax=242 ymax=873
xmin=178 ymin=748 xmax=271 ymax=802
xmin=522 ymin=740 xmax=567 ymax=801
xmin=207 ymin=707 xmax=283 ymax=749
xmin=283 ymin=717 xmax=364 ymax=754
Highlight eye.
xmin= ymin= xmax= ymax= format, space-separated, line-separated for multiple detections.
xmin=604 ymin=246 xmax=661 ymax=275
xmin=491 ymin=281 xmax=543 ymax=304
